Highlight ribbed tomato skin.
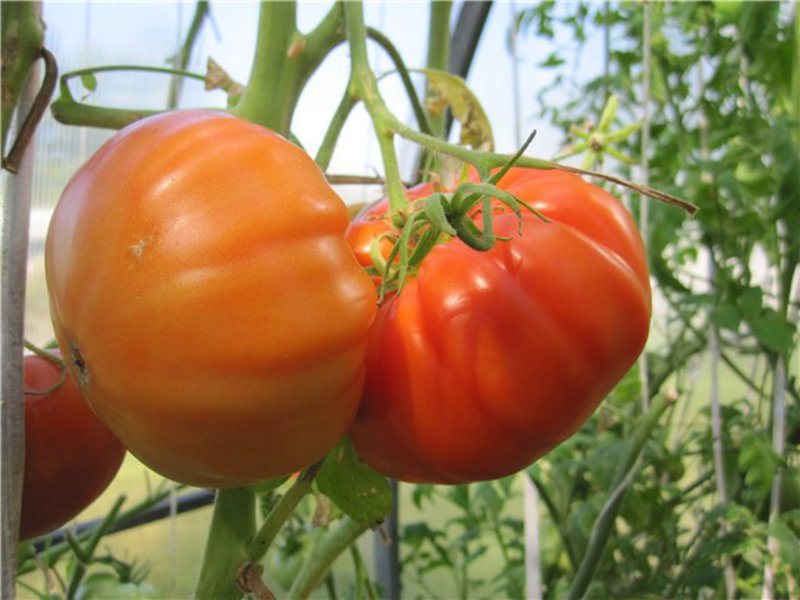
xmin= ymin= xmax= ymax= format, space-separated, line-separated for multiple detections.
xmin=45 ymin=110 xmax=377 ymax=488
xmin=347 ymin=168 xmax=651 ymax=483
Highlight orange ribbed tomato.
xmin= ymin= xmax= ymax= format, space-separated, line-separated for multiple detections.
xmin=346 ymin=168 xmax=651 ymax=484
xmin=46 ymin=110 xmax=377 ymax=489
xmin=21 ymin=353 xmax=125 ymax=540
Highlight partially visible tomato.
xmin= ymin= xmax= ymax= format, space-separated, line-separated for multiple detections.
xmin=347 ymin=168 xmax=651 ymax=484
xmin=21 ymin=353 xmax=126 ymax=541
xmin=346 ymin=183 xmax=435 ymax=274
xmin=45 ymin=110 xmax=377 ymax=488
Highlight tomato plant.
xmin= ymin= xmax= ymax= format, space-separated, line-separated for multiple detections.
xmin=21 ymin=352 xmax=126 ymax=541
xmin=44 ymin=109 xmax=377 ymax=489
xmin=347 ymin=168 xmax=652 ymax=483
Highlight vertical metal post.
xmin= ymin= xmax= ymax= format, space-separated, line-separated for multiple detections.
xmin=1 ymin=43 xmax=40 ymax=597
xmin=373 ymin=480 xmax=400 ymax=598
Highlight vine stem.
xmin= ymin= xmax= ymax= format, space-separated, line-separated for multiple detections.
xmin=168 ymin=0 xmax=210 ymax=108
xmin=195 ymin=488 xmax=257 ymax=600
xmin=343 ymin=1 xmax=409 ymax=217
xmin=286 ymin=517 xmax=369 ymax=600
xmin=566 ymin=393 xmax=675 ymax=600
xmin=391 ymin=118 xmax=698 ymax=215
xmin=246 ymin=464 xmax=320 ymax=561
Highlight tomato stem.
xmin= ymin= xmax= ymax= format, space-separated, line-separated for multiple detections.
xmin=1 ymin=2 xmax=45 ymax=156
xmin=286 ymin=517 xmax=369 ymax=600
xmin=195 ymin=488 xmax=256 ymax=600
xmin=64 ymin=496 xmax=125 ymax=600
xmin=424 ymin=1 xmax=452 ymax=138
xmin=343 ymin=1 xmax=408 ymax=218
xmin=234 ymin=1 xmax=345 ymax=137
xmin=391 ymin=119 xmax=698 ymax=215
xmin=246 ymin=463 xmax=321 ymax=562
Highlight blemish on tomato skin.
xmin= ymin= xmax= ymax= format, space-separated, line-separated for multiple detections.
xmin=70 ymin=343 xmax=91 ymax=389
xmin=129 ymin=239 xmax=148 ymax=259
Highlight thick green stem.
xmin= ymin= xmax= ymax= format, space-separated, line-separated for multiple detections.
xmin=343 ymin=1 xmax=408 ymax=216
xmin=424 ymin=1 xmax=452 ymax=137
xmin=234 ymin=1 xmax=345 ymax=136
xmin=195 ymin=488 xmax=257 ymax=600
xmin=233 ymin=1 xmax=298 ymax=133
xmin=1 ymin=2 xmax=45 ymax=156
xmin=287 ymin=517 xmax=368 ymax=600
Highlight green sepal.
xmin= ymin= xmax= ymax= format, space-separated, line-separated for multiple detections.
xmin=424 ymin=193 xmax=457 ymax=235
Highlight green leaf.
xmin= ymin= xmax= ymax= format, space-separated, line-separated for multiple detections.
xmin=540 ymin=52 xmax=565 ymax=68
xmin=415 ymin=68 xmax=494 ymax=150
xmin=738 ymin=432 xmax=782 ymax=501
xmin=736 ymin=287 xmax=763 ymax=319
xmin=316 ymin=437 xmax=392 ymax=526
xmin=248 ymin=475 xmax=289 ymax=495
xmin=748 ymin=312 xmax=795 ymax=357
xmin=766 ymin=519 xmax=800 ymax=578
xmin=80 ymin=73 xmax=97 ymax=93
xmin=710 ymin=304 xmax=741 ymax=332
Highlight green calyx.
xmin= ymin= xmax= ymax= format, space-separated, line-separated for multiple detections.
xmin=375 ymin=179 xmax=549 ymax=302
xmin=374 ymin=129 xmax=549 ymax=301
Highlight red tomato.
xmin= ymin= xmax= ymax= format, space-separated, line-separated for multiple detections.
xmin=21 ymin=353 xmax=126 ymax=540
xmin=45 ymin=110 xmax=377 ymax=488
xmin=347 ymin=168 xmax=651 ymax=483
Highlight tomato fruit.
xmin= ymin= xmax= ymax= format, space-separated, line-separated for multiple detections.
xmin=45 ymin=110 xmax=377 ymax=488
xmin=346 ymin=168 xmax=651 ymax=483
xmin=21 ymin=353 xmax=126 ymax=541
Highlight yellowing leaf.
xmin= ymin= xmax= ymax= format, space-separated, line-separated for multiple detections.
xmin=416 ymin=68 xmax=494 ymax=151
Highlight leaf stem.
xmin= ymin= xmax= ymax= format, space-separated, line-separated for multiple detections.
xmin=392 ymin=117 xmax=698 ymax=214
xmin=316 ymin=75 xmax=358 ymax=171
xmin=368 ymin=27 xmax=434 ymax=136
xmin=65 ymin=496 xmax=125 ymax=600
xmin=168 ymin=0 xmax=210 ymax=108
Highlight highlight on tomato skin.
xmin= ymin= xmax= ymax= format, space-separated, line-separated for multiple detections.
xmin=21 ymin=353 xmax=126 ymax=541
xmin=44 ymin=110 xmax=377 ymax=489
xmin=345 ymin=167 xmax=652 ymax=485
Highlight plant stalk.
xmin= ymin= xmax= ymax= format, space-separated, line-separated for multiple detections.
xmin=566 ymin=394 xmax=674 ymax=600
xmin=287 ymin=517 xmax=368 ymax=600
xmin=343 ymin=1 xmax=408 ymax=216
xmin=246 ymin=465 xmax=319 ymax=562
xmin=424 ymin=1 xmax=452 ymax=138
xmin=195 ymin=488 xmax=257 ymax=600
